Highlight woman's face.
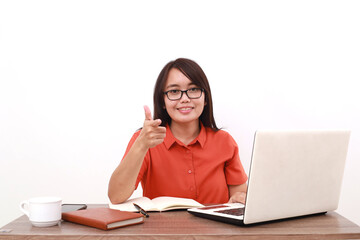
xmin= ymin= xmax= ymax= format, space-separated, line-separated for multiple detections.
xmin=164 ymin=68 xmax=205 ymax=126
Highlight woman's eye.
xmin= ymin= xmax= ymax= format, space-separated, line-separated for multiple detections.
xmin=188 ymin=88 xmax=198 ymax=92
xmin=169 ymin=90 xmax=180 ymax=94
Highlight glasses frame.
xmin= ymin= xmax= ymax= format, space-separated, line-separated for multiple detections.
xmin=164 ymin=88 xmax=204 ymax=101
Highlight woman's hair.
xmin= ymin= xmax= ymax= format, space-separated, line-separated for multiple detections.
xmin=153 ymin=58 xmax=219 ymax=131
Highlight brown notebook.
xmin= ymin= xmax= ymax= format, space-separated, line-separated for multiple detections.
xmin=62 ymin=207 xmax=144 ymax=230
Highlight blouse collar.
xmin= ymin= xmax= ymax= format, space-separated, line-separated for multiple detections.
xmin=163 ymin=122 xmax=206 ymax=149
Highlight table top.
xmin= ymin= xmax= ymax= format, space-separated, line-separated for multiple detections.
xmin=1 ymin=204 xmax=360 ymax=240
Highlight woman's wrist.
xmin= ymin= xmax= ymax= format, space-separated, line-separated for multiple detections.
xmin=133 ymin=136 xmax=150 ymax=154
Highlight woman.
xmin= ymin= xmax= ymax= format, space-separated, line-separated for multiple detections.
xmin=108 ymin=58 xmax=248 ymax=204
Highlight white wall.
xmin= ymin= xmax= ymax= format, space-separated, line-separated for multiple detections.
xmin=1 ymin=0 xmax=359 ymax=228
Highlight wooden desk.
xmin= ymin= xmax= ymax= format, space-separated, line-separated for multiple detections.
xmin=1 ymin=204 xmax=360 ymax=240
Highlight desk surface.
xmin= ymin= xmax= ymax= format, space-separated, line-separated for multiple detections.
xmin=1 ymin=204 xmax=360 ymax=240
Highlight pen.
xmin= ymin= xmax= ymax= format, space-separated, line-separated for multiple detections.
xmin=133 ymin=203 xmax=149 ymax=218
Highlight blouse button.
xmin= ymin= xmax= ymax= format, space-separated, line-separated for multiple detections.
xmin=188 ymin=170 xmax=192 ymax=174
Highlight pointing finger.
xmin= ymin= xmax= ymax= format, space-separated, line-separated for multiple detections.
xmin=151 ymin=119 xmax=162 ymax=127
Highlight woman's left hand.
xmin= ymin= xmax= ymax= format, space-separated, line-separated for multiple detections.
xmin=228 ymin=191 xmax=246 ymax=204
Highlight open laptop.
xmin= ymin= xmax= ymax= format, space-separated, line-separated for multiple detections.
xmin=188 ymin=130 xmax=351 ymax=225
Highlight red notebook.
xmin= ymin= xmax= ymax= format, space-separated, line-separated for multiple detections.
xmin=62 ymin=207 xmax=144 ymax=230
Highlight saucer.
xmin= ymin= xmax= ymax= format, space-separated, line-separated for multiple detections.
xmin=31 ymin=220 xmax=60 ymax=227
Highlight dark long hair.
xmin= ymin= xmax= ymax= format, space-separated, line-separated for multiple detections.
xmin=153 ymin=58 xmax=219 ymax=131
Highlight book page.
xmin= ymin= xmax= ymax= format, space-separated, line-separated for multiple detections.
xmin=109 ymin=197 xmax=157 ymax=212
xmin=151 ymin=197 xmax=204 ymax=211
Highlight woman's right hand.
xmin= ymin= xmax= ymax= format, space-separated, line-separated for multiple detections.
xmin=137 ymin=105 xmax=166 ymax=149
xmin=108 ymin=105 xmax=166 ymax=204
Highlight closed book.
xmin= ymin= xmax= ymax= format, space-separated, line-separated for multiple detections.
xmin=62 ymin=207 xmax=144 ymax=230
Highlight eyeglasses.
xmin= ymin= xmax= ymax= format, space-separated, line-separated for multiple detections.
xmin=164 ymin=88 xmax=204 ymax=101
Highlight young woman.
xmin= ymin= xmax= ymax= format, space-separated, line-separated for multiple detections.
xmin=108 ymin=58 xmax=248 ymax=204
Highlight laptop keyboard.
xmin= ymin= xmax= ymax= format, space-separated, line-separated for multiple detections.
xmin=215 ymin=207 xmax=245 ymax=216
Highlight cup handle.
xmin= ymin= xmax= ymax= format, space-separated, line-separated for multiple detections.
xmin=20 ymin=201 xmax=30 ymax=217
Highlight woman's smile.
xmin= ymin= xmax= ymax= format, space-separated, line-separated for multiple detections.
xmin=177 ymin=106 xmax=194 ymax=113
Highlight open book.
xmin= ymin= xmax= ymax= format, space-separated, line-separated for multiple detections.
xmin=109 ymin=196 xmax=204 ymax=212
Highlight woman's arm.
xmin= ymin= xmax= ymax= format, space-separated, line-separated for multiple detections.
xmin=108 ymin=106 xmax=166 ymax=204
xmin=228 ymin=183 xmax=248 ymax=204
xmin=108 ymin=138 xmax=149 ymax=204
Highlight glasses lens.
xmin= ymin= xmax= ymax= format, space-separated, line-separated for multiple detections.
xmin=167 ymin=90 xmax=181 ymax=100
xmin=187 ymin=88 xmax=202 ymax=98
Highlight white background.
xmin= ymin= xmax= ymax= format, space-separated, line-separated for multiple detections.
xmin=1 ymin=0 xmax=359 ymax=227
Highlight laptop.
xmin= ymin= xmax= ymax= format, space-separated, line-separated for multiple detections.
xmin=188 ymin=130 xmax=351 ymax=225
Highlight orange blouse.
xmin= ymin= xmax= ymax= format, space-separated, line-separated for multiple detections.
xmin=122 ymin=124 xmax=248 ymax=204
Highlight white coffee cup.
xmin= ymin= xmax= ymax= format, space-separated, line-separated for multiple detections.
xmin=20 ymin=196 xmax=62 ymax=227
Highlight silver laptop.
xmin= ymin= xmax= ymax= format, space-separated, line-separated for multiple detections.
xmin=188 ymin=130 xmax=350 ymax=225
